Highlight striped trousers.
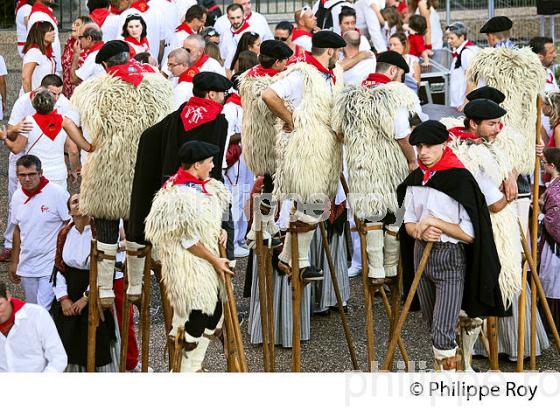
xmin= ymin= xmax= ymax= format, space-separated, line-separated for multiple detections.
xmin=414 ymin=241 xmax=466 ymax=350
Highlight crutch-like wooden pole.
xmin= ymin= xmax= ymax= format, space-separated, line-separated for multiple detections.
xmin=255 ymin=223 xmax=271 ymax=371
xmin=172 ymin=327 xmax=185 ymax=372
xmin=529 ymin=96 xmax=543 ymax=370
xmin=265 ymin=246 xmax=276 ymax=371
xmin=382 ymin=242 xmax=433 ymax=370
xmin=119 ymin=264 xmax=131 ymax=372
xmin=140 ymin=246 xmax=152 ymax=372
xmin=290 ymin=222 xmax=302 ymax=372
xmin=486 ymin=317 xmax=499 ymax=370
xmin=378 ymin=288 xmax=410 ymax=370
xmin=517 ymin=260 xmax=529 ymax=372
xmin=339 ymin=174 xmax=374 ymax=371
xmin=519 ymin=221 xmax=560 ymax=352
xmin=319 ymin=221 xmax=359 ymax=370
xmin=223 ymin=298 xmax=241 ymax=372
xmin=153 ymin=262 xmax=175 ymax=371
xmin=87 ymin=239 xmax=100 ymax=372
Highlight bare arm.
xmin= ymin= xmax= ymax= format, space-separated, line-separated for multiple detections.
xmin=412 ymin=61 xmax=421 ymax=83
xmin=65 ymin=137 xmax=80 ymax=178
xmin=417 ymin=216 xmax=474 ymax=243
xmin=371 ymin=3 xmax=385 ymax=25
xmin=397 ymin=136 xmax=418 ymax=171
xmin=9 ymin=225 xmax=21 ymax=284
xmin=70 ymin=46 xmax=83 ymax=85
xmin=63 ymin=117 xmax=93 ymax=152
xmin=262 ymin=87 xmax=294 ymax=132
xmin=21 ymin=62 xmax=37 ymax=93
xmin=339 ymin=51 xmax=373 ymax=71
xmin=186 ymin=241 xmax=233 ymax=281
xmin=4 ymin=134 xmax=28 ymax=154
xmin=488 ymin=195 xmax=508 ymax=213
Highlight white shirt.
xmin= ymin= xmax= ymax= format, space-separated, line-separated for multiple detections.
xmin=270 ymin=70 xmax=335 ymax=110
xmin=403 ymin=185 xmax=474 ymax=243
xmin=342 ymin=55 xmax=376 ymax=85
xmin=119 ymin=5 xmax=167 ymax=59
xmin=0 ymin=55 xmax=6 ymax=120
xmin=449 ymin=41 xmax=478 ymax=108
xmin=102 ymin=12 xmax=124 ymax=42
xmin=173 ymin=81 xmax=193 ymax=109
xmin=22 ymin=48 xmax=56 ymax=92
xmin=222 ymin=99 xmax=242 ymax=169
xmin=214 ymin=11 xmax=273 ymax=42
xmin=9 ymin=92 xmax=73 ymax=125
xmin=292 ymin=34 xmax=313 ymax=52
xmin=219 ymin=24 xmax=253 ymax=67
xmin=161 ymin=26 xmax=193 ymax=69
xmin=0 ymin=303 xmax=67 ymax=372
xmin=16 ymin=4 xmax=32 ymax=57
xmin=174 ymin=0 xmax=198 ymax=26
xmin=27 ymin=9 xmax=62 ymax=72
xmin=415 ymin=5 xmax=443 ymax=50
xmin=74 ymin=49 xmax=104 ymax=82
xmin=11 ymin=182 xmax=70 ymax=278
xmin=23 ymin=115 xmax=68 ymax=182
xmin=150 ymin=0 xmax=178 ymax=41
xmin=475 ymin=172 xmax=503 ymax=207
xmin=355 ymin=0 xmax=387 ymax=52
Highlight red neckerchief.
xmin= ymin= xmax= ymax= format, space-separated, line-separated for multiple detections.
xmin=547 ymin=69 xmax=555 ymax=85
xmin=130 ymin=0 xmax=150 ymax=12
xmin=246 ymin=11 xmax=252 ymax=20
xmin=397 ymin=0 xmax=408 ymax=15
xmin=16 ymin=0 xmax=29 ymax=13
xmin=180 ymin=96 xmax=223 ymax=132
xmin=418 ymin=146 xmax=465 ymax=184
xmin=231 ymin=20 xmax=250 ymax=35
xmin=27 ymin=43 xmax=54 ymax=59
xmin=32 ymin=109 xmax=63 ymax=141
xmin=0 ymin=298 xmax=26 ymax=337
xmin=163 ymin=167 xmax=211 ymax=193
xmin=108 ymin=62 xmax=145 ymax=86
xmin=302 ymin=52 xmax=336 ymax=84
xmin=90 ymin=8 xmax=110 ymax=27
xmin=30 ymin=2 xmax=58 ymax=25
xmin=129 ymin=58 xmax=155 ymax=73
xmin=292 ymin=28 xmax=312 ymax=41
xmin=176 ymin=21 xmax=195 ymax=34
xmin=82 ymin=40 xmax=104 ymax=59
xmin=447 ymin=126 xmax=480 ymax=141
xmin=226 ymin=92 xmax=242 ymax=107
xmin=22 ymin=176 xmax=49 ymax=204
xmin=451 ymin=40 xmax=475 ymax=59
xmin=110 ymin=5 xmax=122 ymax=14
xmin=178 ymin=53 xmax=210 ymax=83
xmin=245 ymin=64 xmax=280 ymax=78
xmin=125 ymin=35 xmax=149 ymax=48
xmin=362 ymin=73 xmax=391 ymax=87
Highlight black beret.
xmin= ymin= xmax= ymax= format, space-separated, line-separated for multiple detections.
xmin=376 ymin=51 xmax=410 ymax=73
xmin=192 ymin=72 xmax=233 ymax=92
xmin=479 ymin=16 xmax=512 ymax=34
xmin=95 ymin=40 xmax=129 ymax=64
xmin=260 ymin=39 xmax=293 ymax=60
xmin=466 ymin=86 xmax=505 ymax=104
xmin=409 ymin=120 xmax=449 ymax=146
xmin=312 ymin=30 xmax=346 ymax=48
xmin=178 ymin=141 xmax=220 ymax=164
xmin=464 ymin=98 xmax=507 ymax=120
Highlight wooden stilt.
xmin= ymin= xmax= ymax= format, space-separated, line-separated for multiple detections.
xmin=379 ymin=288 xmax=410 ymax=370
xmin=223 ymin=299 xmax=240 ymax=372
xmin=318 ymin=222 xmax=359 ymax=370
xmin=265 ymin=246 xmax=276 ymax=371
xmin=119 ymin=266 xmax=131 ymax=372
xmin=153 ymin=262 xmax=175 ymax=371
xmin=172 ymin=327 xmax=184 ymax=372
xmin=290 ymin=222 xmax=302 ymax=372
xmin=140 ymin=246 xmax=152 ymax=372
xmin=255 ymin=224 xmax=271 ymax=371
xmin=87 ymin=239 xmax=100 ymax=372
xmin=517 ymin=260 xmax=529 ymax=372
xmin=359 ymin=226 xmax=375 ymax=371
xmin=382 ymin=242 xmax=433 ymax=370
xmin=486 ymin=317 xmax=499 ymax=370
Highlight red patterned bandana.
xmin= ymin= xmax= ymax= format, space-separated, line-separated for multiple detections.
xmin=107 ymin=62 xmax=145 ymax=86
xmin=180 ymin=96 xmax=223 ymax=132
xmin=245 ymin=64 xmax=280 ymax=78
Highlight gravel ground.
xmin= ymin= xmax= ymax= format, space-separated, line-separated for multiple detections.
xmin=0 ymin=32 xmax=558 ymax=373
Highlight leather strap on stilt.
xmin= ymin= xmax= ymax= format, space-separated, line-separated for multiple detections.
xmin=350 ymin=221 xmax=383 ymax=235
xmin=96 ymin=251 xmax=116 ymax=262
xmin=386 ymin=230 xmax=398 ymax=237
xmin=127 ymin=246 xmax=151 ymax=258
xmin=288 ymin=221 xmax=317 ymax=234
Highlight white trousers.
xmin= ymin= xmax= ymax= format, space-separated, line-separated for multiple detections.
xmin=21 ymin=275 xmax=54 ymax=310
xmin=224 ymin=158 xmax=254 ymax=246
xmin=3 ymin=162 xmax=18 ymax=249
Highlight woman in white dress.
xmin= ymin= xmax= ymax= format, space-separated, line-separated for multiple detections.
xmin=122 ymin=14 xmax=150 ymax=58
xmin=22 ymin=21 xmax=57 ymax=93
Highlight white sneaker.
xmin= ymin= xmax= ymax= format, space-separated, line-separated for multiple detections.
xmin=234 ymin=246 xmax=250 ymax=258
xmin=348 ymin=265 xmax=362 ymax=278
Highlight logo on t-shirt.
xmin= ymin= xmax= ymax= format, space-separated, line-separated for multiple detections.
xmin=40 ymin=205 xmax=49 ymax=213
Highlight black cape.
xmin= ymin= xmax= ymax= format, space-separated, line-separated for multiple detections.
xmin=127 ymin=102 xmax=229 ymax=243
xmin=397 ymin=167 xmax=510 ymax=318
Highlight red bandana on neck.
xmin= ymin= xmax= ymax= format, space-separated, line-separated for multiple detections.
xmin=547 ymin=70 xmax=555 ymax=85
xmin=163 ymin=167 xmax=211 ymax=193
xmin=362 ymin=73 xmax=391 ymax=87
xmin=180 ymin=96 xmax=223 ymax=132
xmin=245 ymin=64 xmax=280 ymax=78
xmin=90 ymin=8 xmax=110 ymax=27
xmin=178 ymin=53 xmax=209 ymax=83
xmin=0 ymin=298 xmax=26 ymax=337
xmin=130 ymin=0 xmax=150 ymax=12
xmin=418 ymin=146 xmax=465 ymax=184
xmin=226 ymin=93 xmax=242 ymax=107
xmin=22 ymin=176 xmax=49 ymax=204
xmin=30 ymin=2 xmax=58 ymax=25
xmin=108 ymin=62 xmax=145 ymax=86
xmin=125 ymin=35 xmax=149 ymax=48
xmin=451 ymin=40 xmax=475 ymax=58
xmin=302 ymin=52 xmax=336 ymax=83
xmin=291 ymin=28 xmax=312 ymax=41
xmin=128 ymin=58 xmax=155 ymax=73
xmin=110 ymin=5 xmax=123 ymax=14
xmin=175 ymin=21 xmax=194 ymax=34
xmin=82 ymin=40 xmax=104 ymax=59
xmin=28 ymin=43 xmax=54 ymax=59
xmin=231 ymin=20 xmax=250 ymax=35
xmin=32 ymin=109 xmax=63 ymax=140
xmin=448 ymin=126 xmax=479 ymax=141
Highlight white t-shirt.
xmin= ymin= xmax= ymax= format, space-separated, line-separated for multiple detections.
xmin=0 ymin=55 xmax=7 ymax=120
xmin=16 ymin=4 xmax=33 ymax=57
xmin=214 ymin=11 xmax=273 ymax=42
xmin=27 ymin=10 xmax=61 ymax=72
xmin=449 ymin=41 xmax=479 ymax=108
xmin=22 ymin=48 xmax=56 ymax=92
xmin=355 ymin=0 xmax=387 ymax=52
xmin=342 ymin=55 xmax=376 ymax=85
xmin=11 ymin=182 xmax=70 ymax=278
xmin=415 ymin=5 xmax=443 ymax=50
xmin=23 ymin=115 xmax=68 ymax=182
xmin=174 ymin=0 xmax=198 ymax=27
xmin=74 ymin=49 xmax=104 ymax=82
xmin=161 ymin=27 xmax=193 ymax=69
xmin=475 ymin=172 xmax=503 ymax=207
xmin=119 ymin=6 xmax=167 ymax=59
xmin=9 ymin=92 xmax=73 ymax=125
xmin=150 ymin=0 xmax=178 ymax=41
xmin=270 ymin=70 xmax=335 ymax=110
xmin=102 ymin=13 xmax=124 ymax=42
xmin=292 ymin=34 xmax=313 ymax=52
xmin=219 ymin=25 xmax=253 ymax=67
xmin=173 ymin=81 xmax=193 ymax=109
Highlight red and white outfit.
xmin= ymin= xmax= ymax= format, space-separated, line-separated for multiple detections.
xmin=214 ymin=10 xmax=273 ymax=43
xmin=119 ymin=0 xmax=167 ymax=60
xmin=291 ymin=28 xmax=313 ymax=52
xmin=220 ymin=20 xmax=252 ymax=67
xmin=449 ymin=40 xmax=478 ymax=108
xmin=11 ymin=178 xmax=70 ymax=310
xmin=75 ymin=40 xmax=105 ymax=82
xmin=22 ymin=44 xmax=57 ymax=94
xmin=102 ymin=6 xmax=125 ymax=42
xmin=27 ymin=2 xmax=61 ymax=73
xmin=16 ymin=0 xmax=33 ymax=57
xmin=161 ymin=21 xmax=196 ymax=72
xmin=124 ymin=35 xmax=151 ymax=57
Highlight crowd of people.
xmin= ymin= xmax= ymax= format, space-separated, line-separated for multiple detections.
xmin=0 ymin=0 xmax=559 ymax=373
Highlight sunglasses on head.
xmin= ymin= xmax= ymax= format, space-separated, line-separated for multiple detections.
xmin=298 ymin=5 xmax=311 ymax=19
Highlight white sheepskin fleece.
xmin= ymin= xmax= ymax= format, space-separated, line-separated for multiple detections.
xmin=333 ymin=81 xmax=421 ymax=219
xmin=71 ymin=73 xmax=173 ymax=219
xmin=466 ymin=47 xmax=544 ymax=174
xmin=272 ymin=63 xmax=344 ymax=203
xmin=145 ymin=179 xmax=231 ymax=318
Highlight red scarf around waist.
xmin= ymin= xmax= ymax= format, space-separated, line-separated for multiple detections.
xmin=180 ymin=96 xmax=223 ymax=132
xmin=246 ymin=64 xmax=280 ymax=78
xmin=451 ymin=40 xmax=475 ymax=59
xmin=163 ymin=167 xmax=211 ymax=193
xmin=362 ymin=72 xmax=391 ymax=87
xmin=302 ymin=52 xmax=336 ymax=84
xmin=130 ymin=0 xmax=150 ymax=12
xmin=418 ymin=146 xmax=465 ymax=184
xmin=107 ymin=62 xmax=145 ymax=86
xmin=292 ymin=28 xmax=312 ymax=41
xmin=22 ymin=176 xmax=49 ymax=204
xmin=231 ymin=20 xmax=250 ymax=35
xmin=32 ymin=109 xmax=63 ymax=140
xmin=30 ymin=2 xmax=58 ymax=25
xmin=175 ymin=21 xmax=194 ymax=34
xmin=90 ymin=8 xmax=110 ymax=27
xmin=178 ymin=53 xmax=210 ymax=83
xmin=0 ymin=298 xmax=26 ymax=337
